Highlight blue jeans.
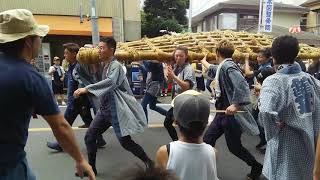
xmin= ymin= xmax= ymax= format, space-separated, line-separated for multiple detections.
xmin=141 ymin=92 xmax=167 ymax=122
xmin=0 ymin=158 xmax=35 ymax=180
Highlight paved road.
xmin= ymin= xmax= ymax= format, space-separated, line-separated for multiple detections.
xmin=26 ymin=102 xmax=267 ymax=180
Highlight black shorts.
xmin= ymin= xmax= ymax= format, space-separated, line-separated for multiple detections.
xmin=52 ymin=80 xmax=63 ymax=94
xmin=196 ymin=76 xmax=205 ymax=91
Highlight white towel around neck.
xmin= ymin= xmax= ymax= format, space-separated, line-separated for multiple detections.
xmin=214 ymin=58 xmax=229 ymax=98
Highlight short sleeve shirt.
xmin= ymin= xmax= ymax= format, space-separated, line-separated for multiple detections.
xmin=174 ymin=63 xmax=196 ymax=95
xmin=253 ymin=67 xmax=275 ymax=84
xmin=0 ymin=55 xmax=60 ymax=165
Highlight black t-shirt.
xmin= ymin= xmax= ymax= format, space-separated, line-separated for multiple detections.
xmin=295 ymin=59 xmax=307 ymax=72
xmin=0 ymin=55 xmax=60 ymax=165
xmin=253 ymin=67 xmax=275 ymax=84
xmin=145 ymin=61 xmax=164 ymax=82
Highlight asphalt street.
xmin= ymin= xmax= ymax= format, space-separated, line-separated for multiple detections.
xmin=26 ymin=101 xmax=267 ymax=180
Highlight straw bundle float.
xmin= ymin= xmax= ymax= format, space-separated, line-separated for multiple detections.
xmin=77 ymin=30 xmax=320 ymax=64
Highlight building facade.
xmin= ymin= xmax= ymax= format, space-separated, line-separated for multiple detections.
xmin=0 ymin=0 xmax=141 ymax=69
xmin=301 ymin=0 xmax=320 ymax=35
xmin=191 ymin=0 xmax=308 ymax=32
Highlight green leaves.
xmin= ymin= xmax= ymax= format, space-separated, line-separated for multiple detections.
xmin=142 ymin=0 xmax=189 ymax=37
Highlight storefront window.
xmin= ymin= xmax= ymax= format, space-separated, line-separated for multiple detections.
xmin=218 ymin=13 xmax=237 ymax=30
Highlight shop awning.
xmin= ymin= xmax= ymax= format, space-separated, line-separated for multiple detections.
xmin=34 ymin=15 xmax=112 ymax=36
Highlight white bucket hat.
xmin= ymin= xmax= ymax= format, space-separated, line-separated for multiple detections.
xmin=0 ymin=9 xmax=49 ymax=43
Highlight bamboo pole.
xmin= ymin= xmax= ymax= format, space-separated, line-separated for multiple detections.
xmin=210 ymin=110 xmax=247 ymax=113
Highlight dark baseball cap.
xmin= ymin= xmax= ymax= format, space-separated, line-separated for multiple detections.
xmin=171 ymin=90 xmax=210 ymax=129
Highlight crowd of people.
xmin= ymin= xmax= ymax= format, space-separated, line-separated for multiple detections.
xmin=1 ymin=9 xmax=320 ymax=180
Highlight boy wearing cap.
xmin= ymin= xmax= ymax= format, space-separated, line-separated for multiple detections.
xmin=0 ymin=9 xmax=95 ymax=179
xmin=201 ymin=40 xmax=262 ymax=180
xmin=155 ymin=90 xmax=219 ymax=180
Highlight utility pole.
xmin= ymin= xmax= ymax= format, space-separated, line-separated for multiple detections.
xmin=188 ymin=0 xmax=192 ymax=32
xmin=119 ymin=0 xmax=125 ymax=42
xmin=258 ymin=0 xmax=263 ymax=32
xmin=90 ymin=0 xmax=100 ymax=46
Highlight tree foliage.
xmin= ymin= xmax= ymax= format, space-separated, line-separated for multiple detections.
xmin=142 ymin=0 xmax=189 ymax=37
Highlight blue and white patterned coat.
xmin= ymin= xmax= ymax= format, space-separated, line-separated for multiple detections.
xmin=259 ymin=63 xmax=320 ymax=180
xmin=208 ymin=59 xmax=259 ymax=135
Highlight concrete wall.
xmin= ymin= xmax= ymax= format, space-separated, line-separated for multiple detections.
xmin=0 ymin=0 xmax=140 ymax=20
xmin=197 ymin=22 xmax=203 ymax=32
xmin=123 ymin=0 xmax=141 ymax=41
xmin=273 ymin=12 xmax=301 ymax=28
xmin=0 ymin=0 xmax=141 ymax=41
xmin=306 ymin=11 xmax=319 ymax=35
xmin=307 ymin=11 xmax=318 ymax=27
xmin=124 ymin=20 xmax=141 ymax=41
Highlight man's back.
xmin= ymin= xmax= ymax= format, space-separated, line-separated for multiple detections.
xmin=263 ymin=68 xmax=318 ymax=125
xmin=166 ymin=141 xmax=219 ymax=180
xmin=0 ymin=56 xmax=59 ymax=165
xmin=259 ymin=63 xmax=320 ymax=180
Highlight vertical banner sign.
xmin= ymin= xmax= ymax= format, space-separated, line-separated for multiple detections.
xmin=259 ymin=0 xmax=274 ymax=32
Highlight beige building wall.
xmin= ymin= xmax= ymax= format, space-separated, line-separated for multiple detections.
xmin=304 ymin=3 xmax=320 ymax=35
xmin=0 ymin=0 xmax=120 ymax=17
xmin=307 ymin=11 xmax=318 ymax=27
xmin=273 ymin=12 xmax=301 ymax=28
xmin=0 ymin=0 xmax=140 ymax=20
xmin=0 ymin=0 xmax=141 ymax=41
xmin=123 ymin=0 xmax=141 ymax=41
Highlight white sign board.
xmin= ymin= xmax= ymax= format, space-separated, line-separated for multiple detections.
xmin=259 ymin=0 xmax=274 ymax=32
xmin=35 ymin=43 xmax=51 ymax=74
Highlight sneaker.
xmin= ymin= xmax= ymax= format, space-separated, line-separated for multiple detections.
xmin=164 ymin=93 xmax=167 ymax=97
xmin=160 ymin=94 xmax=164 ymax=97
xmin=61 ymin=101 xmax=66 ymax=106
xmin=47 ymin=142 xmax=63 ymax=152
xmin=247 ymin=163 xmax=263 ymax=180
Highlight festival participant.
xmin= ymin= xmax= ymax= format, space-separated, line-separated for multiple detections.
xmin=201 ymin=40 xmax=262 ymax=180
xmin=141 ymin=60 xmax=167 ymax=122
xmin=47 ymin=43 xmax=106 ymax=151
xmin=243 ymin=48 xmax=275 ymax=152
xmin=0 ymin=9 xmax=95 ymax=180
xmin=74 ymin=37 xmax=153 ymax=175
xmin=259 ymin=35 xmax=320 ymax=180
xmin=163 ymin=46 xmax=196 ymax=141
